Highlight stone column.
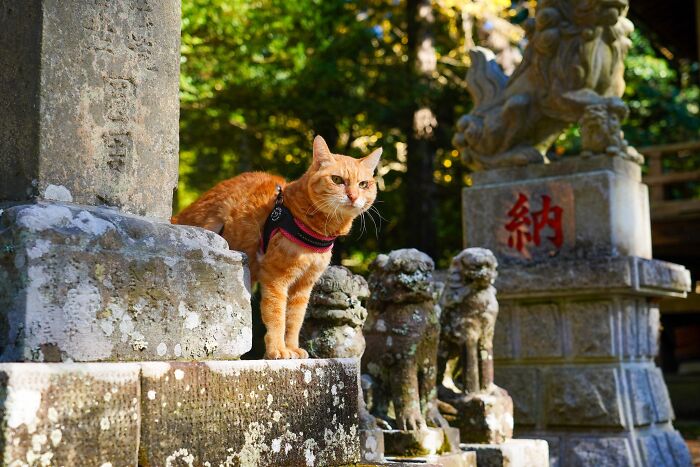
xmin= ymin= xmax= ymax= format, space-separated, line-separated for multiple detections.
xmin=463 ymin=155 xmax=693 ymax=466
xmin=0 ymin=0 xmax=178 ymax=219
xmin=0 ymin=0 xmax=252 ymax=363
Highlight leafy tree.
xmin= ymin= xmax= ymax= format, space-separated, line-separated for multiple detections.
xmin=178 ymin=0 xmax=700 ymax=271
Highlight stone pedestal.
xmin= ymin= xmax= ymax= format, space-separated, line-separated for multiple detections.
xmin=443 ymin=389 xmax=514 ymax=444
xmin=0 ymin=359 xmax=361 ymax=466
xmin=361 ymin=429 xmax=386 ymax=464
xmin=461 ymin=439 xmax=549 ymax=467
xmin=0 ymin=202 xmax=252 ymax=362
xmin=139 ymin=359 xmax=360 ymax=466
xmin=0 ymin=362 xmax=141 ymax=466
xmin=463 ymin=155 xmax=693 ymax=466
xmin=383 ymin=427 xmax=461 ymax=457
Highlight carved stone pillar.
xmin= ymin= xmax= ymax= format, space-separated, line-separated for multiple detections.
xmin=463 ymin=155 xmax=693 ymax=466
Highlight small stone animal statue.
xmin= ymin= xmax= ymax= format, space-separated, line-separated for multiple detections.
xmin=301 ymin=265 xmax=369 ymax=359
xmin=300 ymin=265 xmax=383 ymax=430
xmin=437 ymin=248 xmax=499 ymax=396
xmin=453 ymin=0 xmax=637 ymax=169
xmin=362 ymin=249 xmax=448 ymax=431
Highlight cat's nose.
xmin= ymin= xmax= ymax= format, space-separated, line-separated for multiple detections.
xmin=346 ymin=192 xmax=358 ymax=202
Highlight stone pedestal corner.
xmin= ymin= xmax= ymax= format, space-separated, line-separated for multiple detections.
xmin=0 ymin=203 xmax=252 ymax=363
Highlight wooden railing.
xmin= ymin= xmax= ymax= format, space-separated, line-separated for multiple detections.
xmin=640 ymin=140 xmax=700 ymax=220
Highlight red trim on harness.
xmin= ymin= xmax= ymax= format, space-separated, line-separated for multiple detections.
xmin=259 ymin=227 xmax=335 ymax=254
xmin=293 ymin=218 xmax=336 ymax=241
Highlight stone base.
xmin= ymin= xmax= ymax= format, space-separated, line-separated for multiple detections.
xmin=383 ymin=427 xmax=461 ymax=457
xmin=519 ymin=428 xmax=692 ymax=467
xmin=442 ymin=388 xmax=514 ymax=444
xmin=379 ymin=451 xmax=476 ymax=467
xmin=0 ymin=362 xmax=141 ymax=467
xmin=140 ymin=358 xmax=360 ymax=466
xmin=461 ymin=439 xmax=549 ymax=467
xmin=0 ymin=202 xmax=252 ymax=362
xmin=361 ymin=429 xmax=386 ymax=463
xmin=0 ymin=359 xmax=360 ymax=467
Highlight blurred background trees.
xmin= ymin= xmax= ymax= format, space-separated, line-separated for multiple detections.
xmin=177 ymin=0 xmax=700 ymax=271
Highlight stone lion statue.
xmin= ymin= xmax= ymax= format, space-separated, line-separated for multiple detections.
xmin=437 ymin=248 xmax=499 ymax=396
xmin=453 ymin=0 xmax=640 ymax=169
xmin=301 ymin=265 xmax=369 ymax=359
xmin=362 ymin=249 xmax=448 ymax=431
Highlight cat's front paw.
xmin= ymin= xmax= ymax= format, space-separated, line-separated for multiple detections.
xmin=265 ymin=346 xmax=292 ymax=359
xmin=287 ymin=347 xmax=309 ymax=359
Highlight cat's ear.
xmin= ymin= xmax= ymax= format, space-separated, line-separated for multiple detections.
xmin=312 ymin=135 xmax=333 ymax=168
xmin=361 ymin=147 xmax=383 ymax=173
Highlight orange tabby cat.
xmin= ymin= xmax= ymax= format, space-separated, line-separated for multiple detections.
xmin=173 ymin=136 xmax=382 ymax=359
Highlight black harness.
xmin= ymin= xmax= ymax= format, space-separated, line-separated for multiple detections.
xmin=260 ymin=186 xmax=336 ymax=253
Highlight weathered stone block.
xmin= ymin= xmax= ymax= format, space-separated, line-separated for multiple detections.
xmin=495 ymin=257 xmax=690 ymax=299
xmin=0 ymin=203 xmax=252 ymax=362
xmin=494 ymin=367 xmax=538 ymax=426
xmin=139 ymin=359 xmax=360 ymax=467
xmin=648 ymin=367 xmax=674 ymax=423
xmin=449 ymin=392 xmax=513 ymax=444
xmin=519 ymin=303 xmax=563 ymax=359
xmin=463 ymin=155 xmax=651 ymax=265
xmin=361 ymin=429 xmax=385 ymax=464
xmin=567 ymin=300 xmax=615 ymax=357
xmin=493 ymin=304 xmax=514 ymax=360
xmin=563 ymin=437 xmax=634 ymax=466
xmin=376 ymin=451 xmax=477 ymax=467
xmin=544 ymin=368 xmax=623 ymax=427
xmin=0 ymin=362 xmax=140 ymax=466
xmin=383 ymin=427 xmax=460 ymax=457
xmin=0 ymin=0 xmax=180 ymax=219
xmin=382 ymin=451 xmax=476 ymax=467
xmin=461 ymin=439 xmax=549 ymax=467
xmin=626 ymin=368 xmax=654 ymax=426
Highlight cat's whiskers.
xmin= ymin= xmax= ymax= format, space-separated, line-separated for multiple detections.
xmin=364 ymin=204 xmax=385 ymax=239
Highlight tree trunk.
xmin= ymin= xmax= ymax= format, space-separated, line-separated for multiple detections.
xmin=405 ymin=0 xmax=438 ymax=258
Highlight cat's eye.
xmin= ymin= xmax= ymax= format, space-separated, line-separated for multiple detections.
xmin=359 ymin=180 xmax=370 ymax=189
xmin=331 ymin=175 xmax=344 ymax=185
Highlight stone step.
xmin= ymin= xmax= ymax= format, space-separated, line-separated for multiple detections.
xmin=0 ymin=202 xmax=252 ymax=363
xmin=0 ymin=359 xmax=360 ymax=467
xmin=461 ymin=440 xmax=549 ymax=467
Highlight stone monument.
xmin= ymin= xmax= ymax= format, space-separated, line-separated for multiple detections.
xmin=437 ymin=249 xmax=549 ymax=467
xmin=455 ymin=0 xmax=693 ymax=465
xmin=363 ymin=249 xmax=475 ymax=466
xmin=437 ymin=248 xmax=514 ymax=444
xmin=0 ymin=1 xmax=360 ymax=465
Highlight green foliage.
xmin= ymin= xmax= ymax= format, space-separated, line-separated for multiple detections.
xmin=179 ymin=1 xmax=700 ymax=270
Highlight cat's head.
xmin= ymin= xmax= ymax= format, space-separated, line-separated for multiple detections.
xmin=304 ymin=135 xmax=382 ymax=215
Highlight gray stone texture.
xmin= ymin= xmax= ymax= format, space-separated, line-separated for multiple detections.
xmin=0 ymin=203 xmax=252 ymax=362
xmin=139 ymin=359 xmax=360 ymax=467
xmin=544 ymin=368 xmax=623 ymax=427
xmin=361 ymin=429 xmax=385 ymax=464
xmin=0 ymin=0 xmax=180 ymax=219
xmin=563 ymin=437 xmax=634 ymax=466
xmin=446 ymin=391 xmax=514 ymax=444
xmin=0 ymin=362 xmax=140 ymax=467
xmin=461 ymin=439 xmax=549 ymax=467
xmin=494 ymin=367 xmax=538 ymax=427
xmin=382 ymin=427 xmax=461 ymax=457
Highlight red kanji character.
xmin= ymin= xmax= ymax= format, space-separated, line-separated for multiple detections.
xmin=532 ymin=194 xmax=563 ymax=248
xmin=505 ymin=193 xmax=531 ymax=252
